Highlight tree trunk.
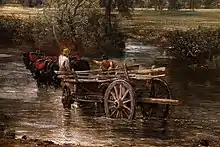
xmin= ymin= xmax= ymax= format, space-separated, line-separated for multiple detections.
xmin=189 ymin=0 xmax=195 ymax=11
xmin=105 ymin=0 xmax=112 ymax=35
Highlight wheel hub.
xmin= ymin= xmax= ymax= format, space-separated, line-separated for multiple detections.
xmin=115 ymin=99 xmax=124 ymax=109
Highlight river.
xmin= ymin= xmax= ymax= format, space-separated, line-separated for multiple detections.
xmin=0 ymin=44 xmax=220 ymax=146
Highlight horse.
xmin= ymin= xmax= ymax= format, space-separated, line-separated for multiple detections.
xmin=45 ymin=57 xmax=61 ymax=88
xmin=22 ymin=51 xmax=46 ymax=79
xmin=34 ymin=58 xmax=51 ymax=87
xmin=34 ymin=56 xmax=61 ymax=88
xmin=70 ymin=57 xmax=90 ymax=71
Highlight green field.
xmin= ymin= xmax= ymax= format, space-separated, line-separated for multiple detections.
xmin=120 ymin=9 xmax=220 ymax=42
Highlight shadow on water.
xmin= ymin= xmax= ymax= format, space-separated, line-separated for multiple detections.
xmin=0 ymin=45 xmax=220 ymax=146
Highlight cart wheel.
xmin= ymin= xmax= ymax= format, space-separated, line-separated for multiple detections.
xmin=140 ymin=78 xmax=171 ymax=120
xmin=62 ymin=87 xmax=74 ymax=109
xmin=104 ymin=80 xmax=135 ymax=120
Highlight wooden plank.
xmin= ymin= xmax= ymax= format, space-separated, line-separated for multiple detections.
xmin=55 ymin=66 xmax=167 ymax=82
xmin=134 ymin=67 xmax=166 ymax=74
xmin=55 ymin=71 xmax=72 ymax=75
xmin=74 ymin=98 xmax=103 ymax=103
xmin=57 ymin=75 xmax=75 ymax=78
xmin=58 ymin=74 xmax=127 ymax=79
xmin=55 ymin=66 xmax=165 ymax=75
xmin=130 ymin=74 xmax=166 ymax=80
xmin=63 ymin=78 xmax=118 ymax=83
xmin=56 ymin=67 xmax=166 ymax=77
xmin=137 ymin=98 xmax=182 ymax=105
xmin=58 ymin=73 xmax=166 ymax=81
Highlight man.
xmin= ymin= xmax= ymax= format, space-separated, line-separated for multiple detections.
xmin=58 ymin=48 xmax=71 ymax=71
xmin=93 ymin=55 xmax=117 ymax=71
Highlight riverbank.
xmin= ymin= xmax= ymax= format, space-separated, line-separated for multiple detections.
xmin=0 ymin=138 xmax=75 ymax=147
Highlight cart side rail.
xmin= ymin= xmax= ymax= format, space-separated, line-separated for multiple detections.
xmin=55 ymin=64 xmax=167 ymax=83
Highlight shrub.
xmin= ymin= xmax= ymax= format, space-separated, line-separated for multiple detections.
xmin=161 ymin=27 xmax=220 ymax=65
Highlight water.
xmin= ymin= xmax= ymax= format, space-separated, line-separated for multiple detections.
xmin=0 ymin=45 xmax=220 ymax=146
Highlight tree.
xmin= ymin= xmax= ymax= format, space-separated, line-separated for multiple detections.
xmin=168 ymin=0 xmax=179 ymax=10
xmin=204 ymin=0 xmax=218 ymax=8
xmin=104 ymin=0 xmax=134 ymax=34
xmin=25 ymin=0 xmax=108 ymax=55
xmin=148 ymin=0 xmax=167 ymax=11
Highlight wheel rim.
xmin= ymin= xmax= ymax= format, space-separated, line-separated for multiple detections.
xmin=141 ymin=78 xmax=171 ymax=120
xmin=104 ymin=80 xmax=135 ymax=120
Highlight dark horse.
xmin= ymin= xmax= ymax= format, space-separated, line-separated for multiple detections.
xmin=69 ymin=56 xmax=90 ymax=71
xmin=34 ymin=58 xmax=61 ymax=88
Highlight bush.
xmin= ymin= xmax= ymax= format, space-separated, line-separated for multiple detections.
xmin=0 ymin=16 xmax=22 ymax=44
xmin=161 ymin=27 xmax=220 ymax=65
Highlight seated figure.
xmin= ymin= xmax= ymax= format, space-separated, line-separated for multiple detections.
xmin=93 ymin=55 xmax=117 ymax=71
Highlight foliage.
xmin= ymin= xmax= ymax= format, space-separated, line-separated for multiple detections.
xmin=0 ymin=15 xmax=52 ymax=50
xmin=162 ymin=27 xmax=220 ymax=64
xmin=0 ymin=16 xmax=22 ymax=44
xmin=114 ymin=0 xmax=135 ymax=16
xmin=39 ymin=0 xmax=125 ymax=55
xmin=0 ymin=0 xmax=125 ymax=55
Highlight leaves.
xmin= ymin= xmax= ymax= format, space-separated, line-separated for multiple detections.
xmin=162 ymin=27 xmax=220 ymax=65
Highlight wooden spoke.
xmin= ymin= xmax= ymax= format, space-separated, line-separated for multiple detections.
xmin=113 ymin=86 xmax=119 ymax=99
xmin=119 ymin=84 xmax=122 ymax=99
xmin=110 ymin=109 xmax=117 ymax=117
xmin=104 ymin=80 xmax=135 ymax=120
xmin=110 ymin=92 xmax=117 ymax=100
xmin=123 ymin=105 xmax=132 ymax=113
xmin=123 ymin=99 xmax=131 ymax=104
xmin=122 ymin=109 xmax=129 ymax=118
xmin=116 ymin=111 xmax=120 ymax=118
xmin=121 ymin=90 xmax=129 ymax=100
xmin=109 ymin=105 xmax=116 ymax=110
xmin=108 ymin=100 xmax=115 ymax=104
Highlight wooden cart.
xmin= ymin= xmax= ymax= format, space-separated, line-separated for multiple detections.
xmin=55 ymin=63 xmax=181 ymax=120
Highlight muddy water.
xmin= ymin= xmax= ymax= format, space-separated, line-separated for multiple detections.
xmin=0 ymin=45 xmax=220 ymax=146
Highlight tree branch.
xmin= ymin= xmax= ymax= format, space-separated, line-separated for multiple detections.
xmin=73 ymin=0 xmax=86 ymax=16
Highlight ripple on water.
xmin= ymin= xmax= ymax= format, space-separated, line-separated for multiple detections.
xmin=0 ymin=53 xmax=13 ymax=58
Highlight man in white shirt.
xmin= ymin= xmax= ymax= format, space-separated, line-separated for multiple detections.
xmin=58 ymin=48 xmax=71 ymax=71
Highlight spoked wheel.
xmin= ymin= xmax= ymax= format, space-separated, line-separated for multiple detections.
xmin=104 ymin=80 xmax=135 ymax=120
xmin=62 ymin=87 xmax=74 ymax=109
xmin=140 ymin=78 xmax=171 ymax=120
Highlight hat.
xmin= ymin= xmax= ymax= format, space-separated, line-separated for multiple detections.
xmin=63 ymin=48 xmax=71 ymax=56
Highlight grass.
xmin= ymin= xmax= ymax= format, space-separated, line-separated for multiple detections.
xmin=119 ymin=9 xmax=220 ymax=42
